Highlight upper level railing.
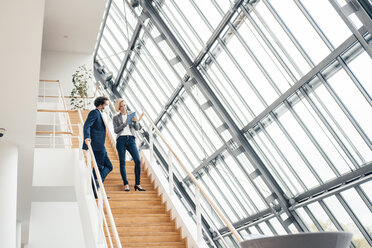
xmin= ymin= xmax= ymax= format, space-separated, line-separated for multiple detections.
xmin=36 ymin=80 xmax=73 ymax=148
xmin=36 ymin=80 xmax=122 ymax=248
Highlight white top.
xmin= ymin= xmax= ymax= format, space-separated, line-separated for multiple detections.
xmin=121 ymin=114 xmax=133 ymax=136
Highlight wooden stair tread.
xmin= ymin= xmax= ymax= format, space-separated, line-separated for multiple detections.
xmin=121 ymin=241 xmax=185 ymax=248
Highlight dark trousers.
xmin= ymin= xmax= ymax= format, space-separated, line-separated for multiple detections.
xmin=116 ymin=135 xmax=141 ymax=185
xmin=92 ymin=148 xmax=113 ymax=195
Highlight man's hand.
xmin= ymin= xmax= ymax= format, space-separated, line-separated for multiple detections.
xmin=85 ymin=138 xmax=91 ymax=145
xmin=132 ymin=116 xmax=137 ymax=122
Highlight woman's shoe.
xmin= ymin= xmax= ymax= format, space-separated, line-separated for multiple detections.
xmin=134 ymin=185 xmax=146 ymax=191
xmin=124 ymin=184 xmax=130 ymax=191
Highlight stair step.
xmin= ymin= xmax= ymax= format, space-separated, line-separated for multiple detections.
xmin=114 ymin=224 xmax=175 ymax=233
xmin=108 ymin=196 xmax=160 ymax=202
xmin=105 ymin=182 xmax=153 ymax=187
xmin=109 ymin=200 xmax=163 ymax=208
xmin=105 ymin=179 xmax=152 ymax=185
xmin=105 ymin=185 xmax=154 ymax=191
xmin=105 ymin=171 xmax=148 ymax=177
xmin=108 ymin=233 xmax=182 ymax=243
xmin=121 ymin=241 xmax=185 ymax=248
xmin=110 ymin=213 xmax=170 ymax=217
xmin=112 ymin=216 xmax=172 ymax=224
xmin=110 ymin=208 xmax=166 ymax=214
xmin=106 ymin=190 xmax=157 ymax=194
xmin=108 ymin=195 xmax=159 ymax=200
xmin=108 ymin=191 xmax=158 ymax=197
xmin=107 ymin=222 xmax=175 ymax=228
xmin=106 ymin=231 xmax=180 ymax=238
xmin=113 ymin=231 xmax=179 ymax=237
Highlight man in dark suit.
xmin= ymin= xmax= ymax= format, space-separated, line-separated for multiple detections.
xmin=83 ymin=96 xmax=113 ymax=198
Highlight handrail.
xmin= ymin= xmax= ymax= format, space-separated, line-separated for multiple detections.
xmin=39 ymin=79 xmax=60 ymax=82
xmin=138 ymin=111 xmax=243 ymax=244
xmin=36 ymin=131 xmax=73 ymax=135
xmin=37 ymin=83 xmax=121 ymax=247
xmin=37 ymin=82 xmax=122 ymax=247
xmin=37 ymin=95 xmax=95 ymax=99
xmin=76 ymin=110 xmax=122 ymax=248
xmin=37 ymin=109 xmax=71 ymax=113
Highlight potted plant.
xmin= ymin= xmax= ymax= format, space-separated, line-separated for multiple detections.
xmin=70 ymin=65 xmax=92 ymax=109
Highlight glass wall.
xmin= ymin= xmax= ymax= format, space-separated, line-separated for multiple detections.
xmin=94 ymin=0 xmax=372 ymax=247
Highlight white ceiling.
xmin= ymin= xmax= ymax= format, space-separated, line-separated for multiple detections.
xmin=42 ymin=0 xmax=107 ymax=53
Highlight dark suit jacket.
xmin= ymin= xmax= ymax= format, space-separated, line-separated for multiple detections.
xmin=82 ymin=109 xmax=106 ymax=151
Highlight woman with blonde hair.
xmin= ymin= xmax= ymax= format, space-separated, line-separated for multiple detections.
xmin=113 ymin=99 xmax=145 ymax=191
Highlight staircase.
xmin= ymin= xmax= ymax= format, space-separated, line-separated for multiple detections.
xmin=69 ymin=110 xmax=187 ymax=248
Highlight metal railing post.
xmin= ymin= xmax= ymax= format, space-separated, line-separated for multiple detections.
xmin=168 ymin=150 xmax=173 ymax=195
xmin=195 ymin=187 xmax=203 ymax=243
xmin=149 ymin=125 xmax=154 ymax=162
xmin=53 ymin=112 xmax=56 ymax=148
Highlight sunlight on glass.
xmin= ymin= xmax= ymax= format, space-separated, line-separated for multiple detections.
xmin=324 ymin=195 xmax=370 ymax=247
xmin=299 ymin=0 xmax=351 ymax=47
xmin=252 ymin=2 xmax=311 ymax=78
xmin=268 ymin=0 xmax=331 ymax=64
xmin=346 ymin=51 xmax=372 ymax=100
xmin=326 ymin=68 xmax=372 ymax=147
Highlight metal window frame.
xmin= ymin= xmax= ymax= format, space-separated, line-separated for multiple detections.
xmin=92 ymin=0 xmax=372 ymax=245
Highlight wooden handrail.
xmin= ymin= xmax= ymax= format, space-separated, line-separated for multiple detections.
xmin=38 ymin=95 xmax=95 ymax=99
xmin=36 ymin=131 xmax=73 ymax=135
xmin=39 ymin=79 xmax=59 ymax=82
xmin=138 ymin=111 xmax=243 ymax=243
xmin=37 ymin=109 xmax=71 ymax=113
xmin=78 ymin=110 xmax=122 ymax=248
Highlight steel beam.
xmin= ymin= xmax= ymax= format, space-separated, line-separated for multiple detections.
xmin=218 ymin=208 xmax=272 ymax=234
xmin=241 ymin=26 xmax=366 ymax=133
xmin=113 ymin=21 xmax=143 ymax=88
xmin=140 ymin=0 xmax=304 ymax=231
xmin=292 ymin=162 xmax=372 ymax=206
xmin=93 ymin=0 xmax=113 ymax=61
xmin=193 ymin=0 xmax=245 ymax=66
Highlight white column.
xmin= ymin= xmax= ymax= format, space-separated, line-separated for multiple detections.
xmin=0 ymin=144 xmax=18 ymax=248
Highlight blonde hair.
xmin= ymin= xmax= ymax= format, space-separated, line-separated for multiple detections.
xmin=115 ymin=98 xmax=126 ymax=112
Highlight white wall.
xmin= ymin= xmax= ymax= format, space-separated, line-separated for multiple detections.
xmin=26 ymin=202 xmax=86 ymax=248
xmin=0 ymin=0 xmax=45 ymax=244
xmin=0 ymin=144 xmax=18 ymax=248
xmin=40 ymin=51 xmax=96 ymax=109
xmin=30 ymin=148 xmax=105 ymax=248
xmin=33 ymin=149 xmax=75 ymax=186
